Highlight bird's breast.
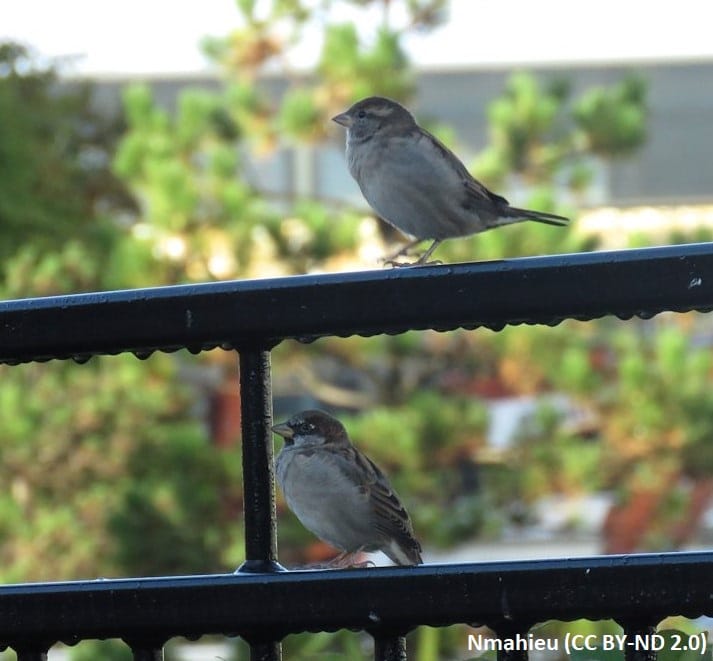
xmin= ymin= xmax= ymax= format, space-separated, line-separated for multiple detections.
xmin=345 ymin=133 xmax=476 ymax=239
xmin=277 ymin=448 xmax=366 ymax=513
xmin=276 ymin=447 xmax=374 ymax=550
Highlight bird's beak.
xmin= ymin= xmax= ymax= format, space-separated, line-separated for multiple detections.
xmin=332 ymin=112 xmax=352 ymax=128
xmin=271 ymin=422 xmax=294 ymax=440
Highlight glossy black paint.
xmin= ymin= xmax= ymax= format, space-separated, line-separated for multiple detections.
xmin=0 ymin=553 xmax=711 ymax=647
xmin=1 ymin=243 xmax=713 ymax=365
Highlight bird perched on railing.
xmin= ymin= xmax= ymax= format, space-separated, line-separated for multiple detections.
xmin=332 ymin=96 xmax=569 ymax=266
xmin=273 ymin=409 xmax=423 ymax=567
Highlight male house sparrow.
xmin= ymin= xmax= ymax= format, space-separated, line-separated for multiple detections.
xmin=332 ymin=96 xmax=569 ymax=265
xmin=273 ymin=409 xmax=423 ymax=566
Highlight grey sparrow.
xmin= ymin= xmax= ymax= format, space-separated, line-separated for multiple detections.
xmin=273 ymin=409 xmax=423 ymax=567
xmin=332 ymin=96 xmax=569 ymax=265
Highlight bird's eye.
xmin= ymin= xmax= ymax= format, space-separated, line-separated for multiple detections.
xmin=357 ymin=110 xmax=366 ymax=119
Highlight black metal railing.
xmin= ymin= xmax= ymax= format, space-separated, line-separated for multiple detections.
xmin=2 ymin=243 xmax=713 ymax=661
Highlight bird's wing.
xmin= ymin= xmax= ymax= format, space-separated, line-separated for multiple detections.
xmin=334 ymin=445 xmax=421 ymax=562
xmin=415 ymin=125 xmax=510 ymax=208
xmin=411 ymin=124 xmax=568 ymax=227
xmin=463 ymin=177 xmax=510 ymax=207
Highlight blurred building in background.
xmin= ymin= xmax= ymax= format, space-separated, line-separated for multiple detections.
xmin=86 ymin=57 xmax=713 ymax=209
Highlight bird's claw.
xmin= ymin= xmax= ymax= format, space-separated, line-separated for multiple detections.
xmin=341 ymin=559 xmax=376 ymax=569
xmin=323 ymin=550 xmax=375 ymax=569
xmin=383 ymin=258 xmax=443 ymax=268
xmin=381 ymin=238 xmax=443 ymax=267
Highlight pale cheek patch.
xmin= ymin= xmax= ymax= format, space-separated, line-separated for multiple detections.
xmin=293 ymin=434 xmax=326 ymax=448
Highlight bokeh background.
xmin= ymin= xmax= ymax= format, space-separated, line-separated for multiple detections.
xmin=2 ymin=1 xmax=713 ymax=658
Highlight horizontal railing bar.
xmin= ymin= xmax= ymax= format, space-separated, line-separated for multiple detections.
xmin=1 ymin=243 xmax=713 ymax=365
xmin=0 ymin=552 xmax=712 ymax=646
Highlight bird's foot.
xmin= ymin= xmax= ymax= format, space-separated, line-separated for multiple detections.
xmin=383 ymin=258 xmax=443 ymax=268
xmin=287 ymin=556 xmax=373 ymax=570
xmin=326 ymin=550 xmax=374 ymax=569
xmin=380 ymin=239 xmax=425 ymax=266
xmin=381 ymin=239 xmax=443 ymax=267
xmin=343 ymin=559 xmax=376 ymax=569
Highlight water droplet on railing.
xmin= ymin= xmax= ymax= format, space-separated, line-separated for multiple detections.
xmin=72 ymin=354 xmax=92 ymax=365
xmin=133 ymin=350 xmax=154 ymax=360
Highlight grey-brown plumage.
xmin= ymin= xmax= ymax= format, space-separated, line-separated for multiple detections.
xmin=332 ymin=96 xmax=569 ymax=264
xmin=273 ymin=409 xmax=423 ymax=566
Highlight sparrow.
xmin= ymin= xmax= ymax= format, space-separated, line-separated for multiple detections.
xmin=273 ymin=409 xmax=423 ymax=567
xmin=332 ymin=96 xmax=569 ymax=265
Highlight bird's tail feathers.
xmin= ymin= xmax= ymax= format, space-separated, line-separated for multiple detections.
xmin=383 ymin=537 xmax=423 ymax=566
xmin=505 ymin=206 xmax=569 ymax=227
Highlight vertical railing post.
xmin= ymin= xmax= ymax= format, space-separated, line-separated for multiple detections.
xmin=15 ymin=650 xmax=48 ymax=661
xmin=496 ymin=625 xmax=529 ymax=661
xmin=236 ymin=348 xmax=281 ymax=572
xmin=374 ymin=634 xmax=407 ymax=661
xmin=124 ymin=637 xmax=165 ymax=660
xmin=131 ymin=646 xmax=164 ymax=661
xmin=235 ymin=347 xmax=282 ymax=661
xmin=621 ymin=622 xmax=658 ymax=661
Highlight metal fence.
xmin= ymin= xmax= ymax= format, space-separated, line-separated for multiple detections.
xmin=2 ymin=243 xmax=713 ymax=661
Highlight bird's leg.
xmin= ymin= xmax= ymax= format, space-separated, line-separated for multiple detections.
xmin=381 ymin=238 xmax=424 ymax=266
xmin=413 ymin=239 xmax=443 ymax=265
xmin=383 ymin=239 xmax=443 ymax=267
xmin=327 ymin=550 xmax=353 ymax=567
xmin=326 ymin=548 xmax=374 ymax=569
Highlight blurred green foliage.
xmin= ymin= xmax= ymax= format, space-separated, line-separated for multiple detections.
xmin=0 ymin=43 xmax=131 ymax=276
xmin=0 ymin=352 xmax=243 ymax=582
xmin=68 ymin=639 xmax=134 ymax=661
xmin=0 ymin=45 xmax=244 ymax=582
